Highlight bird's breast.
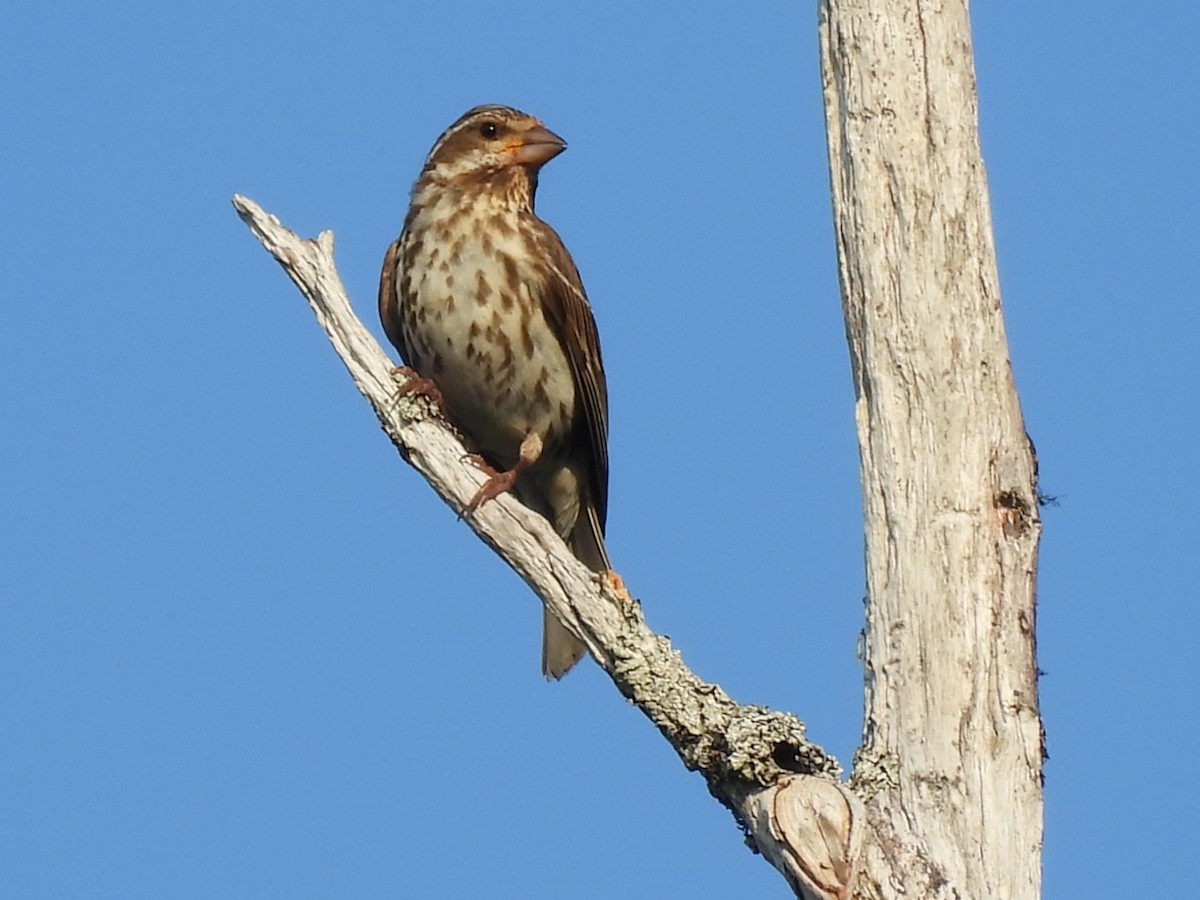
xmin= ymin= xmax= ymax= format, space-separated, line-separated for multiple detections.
xmin=397 ymin=213 xmax=576 ymax=467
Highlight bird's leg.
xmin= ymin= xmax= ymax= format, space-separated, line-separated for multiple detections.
xmin=464 ymin=432 xmax=544 ymax=514
xmin=389 ymin=365 xmax=446 ymax=411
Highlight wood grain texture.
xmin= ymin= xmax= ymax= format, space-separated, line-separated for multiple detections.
xmin=819 ymin=1 xmax=1044 ymax=897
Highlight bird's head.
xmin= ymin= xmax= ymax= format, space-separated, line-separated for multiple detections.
xmin=418 ymin=105 xmax=567 ymax=185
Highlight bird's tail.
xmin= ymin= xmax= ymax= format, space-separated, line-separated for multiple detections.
xmin=542 ymin=502 xmax=609 ymax=679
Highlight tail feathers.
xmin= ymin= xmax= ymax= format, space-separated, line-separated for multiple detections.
xmin=541 ymin=502 xmax=609 ymax=679
xmin=569 ymin=502 xmax=610 ymax=572
xmin=542 ymin=610 xmax=586 ymax=680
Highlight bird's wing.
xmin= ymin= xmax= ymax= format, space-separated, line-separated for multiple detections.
xmin=537 ymin=227 xmax=609 ymax=531
xmin=378 ymin=238 xmax=410 ymax=363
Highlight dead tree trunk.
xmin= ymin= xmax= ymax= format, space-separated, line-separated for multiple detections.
xmin=820 ymin=1 xmax=1044 ymax=896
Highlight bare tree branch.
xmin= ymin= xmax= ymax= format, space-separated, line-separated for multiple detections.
xmin=232 ymin=194 xmax=854 ymax=899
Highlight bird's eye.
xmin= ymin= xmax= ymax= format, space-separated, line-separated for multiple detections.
xmin=479 ymin=122 xmax=499 ymax=139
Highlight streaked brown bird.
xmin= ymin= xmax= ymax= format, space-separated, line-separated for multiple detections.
xmin=378 ymin=105 xmax=610 ymax=679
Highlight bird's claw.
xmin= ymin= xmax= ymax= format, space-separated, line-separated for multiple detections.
xmin=460 ymin=454 xmax=501 ymax=514
xmin=390 ymin=366 xmax=445 ymax=410
xmin=459 ymin=453 xmax=524 ymax=517
xmin=465 ymin=470 xmax=520 ymax=515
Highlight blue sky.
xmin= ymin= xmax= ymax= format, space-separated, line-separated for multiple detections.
xmin=3 ymin=2 xmax=1196 ymax=897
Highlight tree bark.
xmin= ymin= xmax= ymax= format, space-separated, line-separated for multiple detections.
xmin=820 ymin=1 xmax=1044 ymax=897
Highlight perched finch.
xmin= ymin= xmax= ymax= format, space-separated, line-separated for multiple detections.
xmin=378 ymin=105 xmax=610 ymax=679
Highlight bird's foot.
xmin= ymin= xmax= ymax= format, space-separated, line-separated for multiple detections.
xmin=462 ymin=454 xmax=516 ymax=514
xmin=461 ymin=452 xmax=529 ymax=516
xmin=390 ymin=366 xmax=445 ymax=411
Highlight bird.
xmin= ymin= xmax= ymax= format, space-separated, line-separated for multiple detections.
xmin=378 ymin=105 xmax=610 ymax=679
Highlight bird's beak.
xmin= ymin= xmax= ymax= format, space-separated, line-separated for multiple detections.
xmin=509 ymin=123 xmax=567 ymax=167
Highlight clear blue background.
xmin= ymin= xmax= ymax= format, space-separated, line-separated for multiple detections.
xmin=3 ymin=2 xmax=1196 ymax=897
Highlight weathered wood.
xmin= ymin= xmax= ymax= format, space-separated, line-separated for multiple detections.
xmin=819 ymin=1 xmax=1044 ymax=897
